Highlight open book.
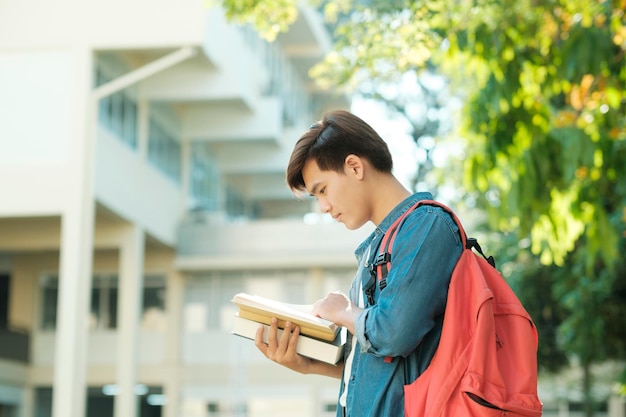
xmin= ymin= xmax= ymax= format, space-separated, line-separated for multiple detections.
xmin=232 ymin=314 xmax=346 ymax=365
xmin=231 ymin=293 xmax=340 ymax=342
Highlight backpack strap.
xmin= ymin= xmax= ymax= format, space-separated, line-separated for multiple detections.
xmin=364 ymin=199 xmax=495 ymax=306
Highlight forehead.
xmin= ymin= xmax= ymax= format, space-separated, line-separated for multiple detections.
xmin=302 ymin=159 xmax=339 ymax=194
xmin=301 ymin=159 xmax=322 ymax=191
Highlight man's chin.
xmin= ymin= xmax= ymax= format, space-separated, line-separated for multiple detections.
xmin=343 ymin=221 xmax=365 ymax=231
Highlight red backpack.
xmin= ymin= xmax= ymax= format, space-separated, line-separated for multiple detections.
xmin=372 ymin=200 xmax=543 ymax=417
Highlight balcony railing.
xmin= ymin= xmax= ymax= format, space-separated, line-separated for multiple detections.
xmin=0 ymin=326 xmax=30 ymax=363
xmin=176 ymin=217 xmax=373 ymax=270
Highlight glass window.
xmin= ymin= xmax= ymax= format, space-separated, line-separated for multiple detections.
xmin=189 ymin=146 xmax=220 ymax=211
xmin=184 ymin=273 xmax=245 ymax=332
xmin=40 ymin=274 xmax=166 ymax=331
xmin=86 ymin=387 xmax=114 ymax=417
xmin=0 ymin=274 xmax=8 ymax=327
xmin=40 ymin=276 xmax=58 ymax=330
xmin=183 ymin=270 xmax=319 ymax=333
xmin=148 ymin=118 xmax=181 ymax=183
xmin=121 ymin=96 xmax=138 ymax=147
xmin=89 ymin=275 xmax=118 ymax=330
xmin=94 ymin=65 xmax=138 ymax=149
xmin=34 ymin=387 xmax=52 ymax=417
xmin=225 ymin=186 xmax=245 ymax=219
xmin=142 ymin=275 xmax=167 ymax=331
xmin=87 ymin=385 xmax=163 ymax=417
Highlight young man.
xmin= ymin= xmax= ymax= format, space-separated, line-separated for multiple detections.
xmin=255 ymin=110 xmax=462 ymax=417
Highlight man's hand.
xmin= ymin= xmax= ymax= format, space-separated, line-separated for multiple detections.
xmin=254 ymin=317 xmax=344 ymax=379
xmin=311 ymin=291 xmax=362 ymax=335
xmin=254 ymin=318 xmax=313 ymax=374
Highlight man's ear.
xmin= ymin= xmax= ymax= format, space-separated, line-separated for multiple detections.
xmin=344 ymin=154 xmax=364 ymax=179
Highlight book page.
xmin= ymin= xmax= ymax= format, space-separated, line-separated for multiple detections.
xmin=231 ymin=293 xmax=336 ymax=328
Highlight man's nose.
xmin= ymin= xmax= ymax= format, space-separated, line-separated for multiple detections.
xmin=318 ymin=199 xmax=331 ymax=214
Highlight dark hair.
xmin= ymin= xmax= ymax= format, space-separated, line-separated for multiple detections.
xmin=286 ymin=110 xmax=393 ymax=191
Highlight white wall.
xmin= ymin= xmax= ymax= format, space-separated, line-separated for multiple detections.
xmin=0 ymin=50 xmax=78 ymax=217
xmin=94 ymin=128 xmax=185 ymax=245
xmin=0 ymin=0 xmax=207 ymax=50
xmin=0 ymin=50 xmax=73 ymax=166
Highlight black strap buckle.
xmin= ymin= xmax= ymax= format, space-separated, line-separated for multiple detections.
xmin=466 ymin=238 xmax=496 ymax=267
xmin=364 ymin=269 xmax=377 ymax=305
xmin=373 ymin=252 xmax=391 ymax=266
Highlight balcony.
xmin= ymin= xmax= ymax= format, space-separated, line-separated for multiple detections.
xmin=0 ymin=326 xmax=30 ymax=363
xmin=176 ymin=216 xmax=374 ymax=270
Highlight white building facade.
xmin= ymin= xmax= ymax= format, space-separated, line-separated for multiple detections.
xmin=0 ymin=2 xmax=369 ymax=417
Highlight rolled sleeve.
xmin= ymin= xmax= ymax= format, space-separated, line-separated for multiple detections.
xmin=354 ymin=307 xmax=371 ymax=352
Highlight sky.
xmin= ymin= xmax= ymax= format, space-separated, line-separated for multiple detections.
xmin=351 ymin=98 xmax=419 ymax=190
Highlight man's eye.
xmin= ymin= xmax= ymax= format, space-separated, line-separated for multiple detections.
xmin=320 ymin=187 xmax=326 ymax=195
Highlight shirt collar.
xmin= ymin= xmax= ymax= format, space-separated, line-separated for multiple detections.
xmin=354 ymin=191 xmax=433 ymax=257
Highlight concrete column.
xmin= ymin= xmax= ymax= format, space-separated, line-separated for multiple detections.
xmin=162 ymin=373 xmax=181 ymax=417
xmin=163 ymin=269 xmax=183 ymax=417
xmin=114 ymin=225 xmax=145 ymax=417
xmin=54 ymin=210 xmax=94 ymax=417
xmin=52 ymin=46 xmax=95 ymax=417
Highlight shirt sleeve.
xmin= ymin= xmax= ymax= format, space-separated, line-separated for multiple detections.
xmin=354 ymin=205 xmax=462 ymax=357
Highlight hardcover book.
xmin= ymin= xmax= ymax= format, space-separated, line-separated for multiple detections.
xmin=231 ymin=314 xmax=346 ymax=365
xmin=231 ymin=292 xmax=340 ymax=342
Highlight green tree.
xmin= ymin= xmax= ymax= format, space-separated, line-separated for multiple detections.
xmin=214 ymin=0 xmax=625 ymax=266
xmin=214 ymin=0 xmax=626 ymax=414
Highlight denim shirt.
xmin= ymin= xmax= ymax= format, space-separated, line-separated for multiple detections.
xmin=336 ymin=192 xmax=463 ymax=417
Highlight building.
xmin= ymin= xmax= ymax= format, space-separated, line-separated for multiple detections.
xmin=0 ymin=1 xmax=370 ymax=416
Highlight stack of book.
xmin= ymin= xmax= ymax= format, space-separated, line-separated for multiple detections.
xmin=231 ymin=293 xmax=346 ymax=365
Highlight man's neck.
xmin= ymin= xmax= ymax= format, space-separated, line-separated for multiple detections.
xmin=370 ymin=176 xmax=412 ymax=226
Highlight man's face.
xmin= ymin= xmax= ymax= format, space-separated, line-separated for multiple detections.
xmin=301 ymin=158 xmax=369 ymax=230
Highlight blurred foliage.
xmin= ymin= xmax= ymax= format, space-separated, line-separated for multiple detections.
xmin=214 ymin=0 xmax=626 ymax=411
xmin=213 ymin=0 xmax=626 ymax=269
xmin=207 ymin=0 xmax=299 ymax=41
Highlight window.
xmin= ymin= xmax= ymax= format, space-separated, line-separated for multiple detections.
xmin=148 ymin=118 xmax=181 ymax=183
xmin=90 ymin=275 xmax=118 ymax=330
xmin=34 ymin=387 xmax=52 ymax=417
xmin=225 ymin=186 xmax=246 ymax=219
xmin=40 ymin=274 xmax=166 ymax=331
xmin=323 ymin=402 xmax=338 ymax=413
xmin=206 ymin=400 xmax=246 ymax=416
xmin=184 ymin=273 xmax=244 ymax=332
xmin=34 ymin=385 xmax=163 ymax=417
xmin=142 ymin=275 xmax=167 ymax=331
xmin=189 ymin=146 xmax=220 ymax=211
xmin=207 ymin=401 xmax=219 ymax=415
xmin=253 ymin=37 xmax=306 ymax=127
xmin=95 ymin=66 xmax=138 ymax=149
xmin=87 ymin=385 xmax=163 ymax=417
xmin=40 ymin=276 xmax=58 ymax=330
xmin=183 ymin=270 xmax=313 ymax=333
xmin=0 ymin=274 xmax=9 ymax=328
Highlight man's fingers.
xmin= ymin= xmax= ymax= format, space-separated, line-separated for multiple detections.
xmin=254 ymin=324 xmax=268 ymax=355
xmin=267 ymin=317 xmax=279 ymax=350
xmin=286 ymin=324 xmax=300 ymax=356
xmin=253 ymin=318 xmax=302 ymax=365
xmin=278 ymin=322 xmax=292 ymax=350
